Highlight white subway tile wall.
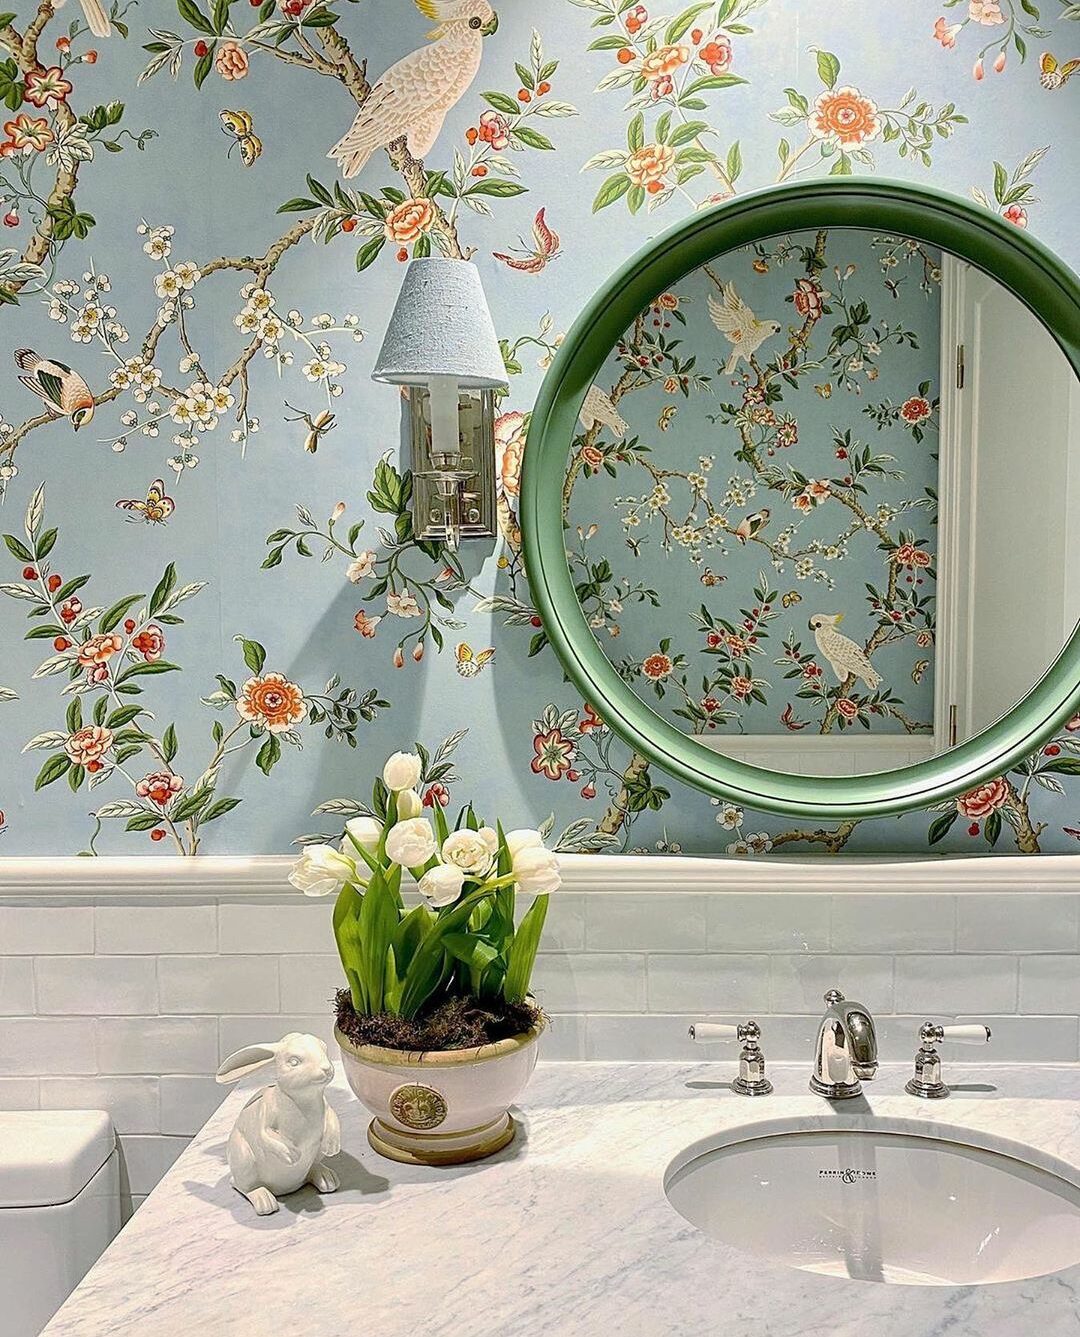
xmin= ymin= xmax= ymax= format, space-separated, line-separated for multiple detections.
xmin=2 ymin=887 xmax=1079 ymax=1211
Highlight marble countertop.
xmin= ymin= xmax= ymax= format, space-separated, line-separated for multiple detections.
xmin=46 ymin=1062 xmax=1080 ymax=1336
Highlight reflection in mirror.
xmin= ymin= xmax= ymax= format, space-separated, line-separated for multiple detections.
xmin=564 ymin=226 xmax=1080 ymax=777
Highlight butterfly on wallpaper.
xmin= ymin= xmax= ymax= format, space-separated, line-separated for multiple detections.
xmin=455 ymin=642 xmax=495 ymax=678
xmin=911 ymin=658 xmax=930 ymax=685
xmin=781 ymin=590 xmax=802 ymax=609
xmin=814 ymin=383 xmax=833 ymax=399
xmin=1039 ymin=52 xmax=1079 ymax=90
xmin=657 ymin=405 xmax=678 ymax=431
xmin=493 ymin=208 xmax=561 ymax=274
xmin=116 ymin=478 xmax=175 ymax=525
xmin=220 ymin=109 xmax=262 ymax=167
xmin=284 ymin=403 xmax=336 ymax=453
xmin=699 ymin=567 xmax=725 ymax=587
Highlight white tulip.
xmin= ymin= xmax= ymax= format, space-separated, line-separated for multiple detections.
xmin=288 ymin=844 xmax=358 ymax=898
xmin=341 ymin=815 xmax=381 ymax=858
xmin=395 ymin=788 xmax=423 ymax=820
xmin=384 ymin=816 xmax=437 ymax=868
xmin=418 ymin=862 xmax=466 ymax=908
xmin=506 ymin=830 xmax=561 ymax=896
xmin=440 ymin=826 xmax=498 ymax=878
xmin=383 ymin=750 xmax=422 ymax=793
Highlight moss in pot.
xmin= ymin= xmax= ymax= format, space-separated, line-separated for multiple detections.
xmin=290 ymin=745 xmax=560 ymax=1166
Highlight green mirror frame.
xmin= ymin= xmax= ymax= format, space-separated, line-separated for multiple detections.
xmin=521 ymin=179 xmax=1080 ymax=821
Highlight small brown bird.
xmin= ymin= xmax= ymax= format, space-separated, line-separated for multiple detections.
xmin=734 ymin=508 xmax=769 ymax=544
xmin=15 ymin=348 xmax=95 ymax=429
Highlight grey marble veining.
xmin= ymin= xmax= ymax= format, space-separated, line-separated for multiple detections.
xmin=45 ymin=1062 xmax=1080 ymax=1336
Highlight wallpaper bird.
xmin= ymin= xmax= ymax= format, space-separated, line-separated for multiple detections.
xmin=734 ymin=508 xmax=769 ymax=544
xmin=707 ymin=281 xmax=782 ymax=373
xmin=809 ymin=613 xmax=883 ymax=690
xmin=55 ymin=0 xmax=112 ymax=39
xmin=579 ymin=383 xmax=628 ymax=437
xmin=328 ymin=0 xmax=500 ymax=179
xmin=14 ymin=349 xmax=95 ymax=429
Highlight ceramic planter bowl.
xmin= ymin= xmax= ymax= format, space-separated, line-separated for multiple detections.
xmin=335 ymin=1017 xmax=544 ymax=1166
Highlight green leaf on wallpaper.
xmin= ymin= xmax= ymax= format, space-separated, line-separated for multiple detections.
xmin=211 ymin=0 xmax=229 ymax=32
xmin=176 ymin=0 xmax=215 ymax=35
xmin=726 ymin=140 xmax=743 ymax=182
xmin=202 ymin=796 xmax=242 ymax=823
xmin=683 ymin=73 xmax=746 ymax=96
xmin=235 ymin=635 xmax=266 ymax=674
xmin=0 ymin=15 xmax=16 ymax=29
xmin=666 ymin=3 xmax=712 ymax=42
xmin=992 ymin=160 xmax=1008 ymax=203
xmin=627 ymin=111 xmax=644 ymax=152
xmin=355 ymin=236 xmax=385 ymax=272
xmin=511 ymin=125 xmax=554 ymax=151
xmin=149 ymin=562 xmax=176 ymax=617
xmin=627 ymin=183 xmax=645 ymax=214
xmin=0 ymin=58 xmax=24 ymax=111
xmin=99 ymin=593 xmax=144 ymax=633
xmin=592 ymin=173 xmax=631 ymax=212
xmin=256 ymin=732 xmax=281 ymax=776
xmin=668 ymin=120 xmax=707 ymax=147
xmin=482 ymin=91 xmax=520 ymax=116
xmin=927 ymin=810 xmax=958 ymax=845
xmin=125 ymin=810 xmax=166 ymax=831
xmin=262 ymin=546 xmax=284 ymax=569
xmin=277 ymin=196 xmax=320 ymax=214
xmin=3 ymin=533 xmax=33 ymax=563
xmin=301 ymin=8 xmax=341 ymax=27
xmin=35 ymin=753 xmax=71 ymax=791
xmin=588 ymin=34 xmax=630 ymax=51
xmin=815 ymin=49 xmax=841 ymax=89
xmin=464 ymin=179 xmax=527 ymax=198
xmin=193 ymin=47 xmax=216 ymax=91
xmin=161 ymin=723 xmax=178 ymax=763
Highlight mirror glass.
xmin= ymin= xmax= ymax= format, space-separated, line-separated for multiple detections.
xmin=564 ymin=225 xmax=1080 ymax=777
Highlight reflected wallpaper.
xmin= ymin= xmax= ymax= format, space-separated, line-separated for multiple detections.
xmin=0 ymin=0 xmax=1075 ymax=857
xmin=567 ymin=227 xmax=941 ymax=741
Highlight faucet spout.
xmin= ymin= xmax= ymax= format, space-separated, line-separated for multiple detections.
xmin=810 ymin=989 xmax=878 ymax=1100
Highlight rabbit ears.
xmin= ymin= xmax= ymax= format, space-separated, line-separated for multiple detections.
xmin=215 ymin=1042 xmax=279 ymax=1085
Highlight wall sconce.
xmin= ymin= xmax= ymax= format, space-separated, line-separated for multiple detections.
xmin=372 ymin=258 xmax=507 ymax=552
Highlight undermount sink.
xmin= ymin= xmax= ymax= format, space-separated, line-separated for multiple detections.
xmin=665 ymin=1122 xmax=1080 ymax=1287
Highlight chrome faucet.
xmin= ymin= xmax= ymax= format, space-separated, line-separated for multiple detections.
xmin=810 ymin=989 xmax=878 ymax=1099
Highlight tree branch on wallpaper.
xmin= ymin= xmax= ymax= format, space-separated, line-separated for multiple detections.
xmin=2 ymin=485 xmax=387 ymax=854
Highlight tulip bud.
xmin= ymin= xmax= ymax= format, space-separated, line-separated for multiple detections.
xmin=412 ymin=641 xmax=424 ymax=662
xmin=331 ymin=501 xmax=346 ymax=523
xmin=393 ymin=646 xmax=405 ymax=669
xmin=973 ymin=57 xmax=984 ymax=80
xmin=993 ymin=49 xmax=1006 ymax=72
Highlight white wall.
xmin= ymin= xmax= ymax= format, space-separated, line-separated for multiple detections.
xmin=2 ymin=854 xmax=1079 ymax=1212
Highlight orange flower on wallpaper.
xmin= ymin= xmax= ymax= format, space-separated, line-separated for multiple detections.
xmin=809 ymin=86 xmax=880 ymax=146
xmin=236 ymin=672 xmax=306 ymax=733
xmin=215 ymin=41 xmax=249 ymax=81
xmin=626 ymin=143 xmax=675 ymax=189
xmin=383 ymin=198 xmax=436 ymax=244
xmin=495 ymin=410 xmax=526 ymax=497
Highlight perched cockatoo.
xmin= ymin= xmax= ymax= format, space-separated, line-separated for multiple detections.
xmin=54 ymin=0 xmax=112 ymax=39
xmin=328 ymin=0 xmax=500 ymax=179
xmin=14 ymin=349 xmax=95 ymax=429
xmin=579 ymin=384 xmax=628 ymax=437
xmin=707 ymin=282 xmax=781 ymax=373
xmin=809 ymin=613 xmax=882 ymax=690
xmin=734 ymin=508 xmax=769 ymax=544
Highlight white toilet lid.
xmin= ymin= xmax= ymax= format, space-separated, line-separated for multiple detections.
xmin=0 ymin=1110 xmax=115 ymax=1207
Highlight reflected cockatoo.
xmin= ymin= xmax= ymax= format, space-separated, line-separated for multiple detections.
xmin=54 ymin=0 xmax=112 ymax=38
xmin=328 ymin=0 xmax=500 ymax=179
xmin=707 ymin=282 xmax=781 ymax=373
xmin=579 ymin=384 xmax=628 ymax=437
xmin=14 ymin=349 xmax=95 ymax=429
xmin=809 ymin=613 xmax=882 ymax=690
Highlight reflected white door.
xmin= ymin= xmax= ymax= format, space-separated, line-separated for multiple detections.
xmin=938 ymin=256 xmax=1080 ymax=743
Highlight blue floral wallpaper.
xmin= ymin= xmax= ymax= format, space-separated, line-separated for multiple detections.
xmin=567 ymin=226 xmax=941 ymax=741
xmin=0 ymin=0 xmax=1075 ymax=858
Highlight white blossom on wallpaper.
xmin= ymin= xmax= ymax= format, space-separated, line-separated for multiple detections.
xmin=0 ymin=0 xmax=1075 ymax=857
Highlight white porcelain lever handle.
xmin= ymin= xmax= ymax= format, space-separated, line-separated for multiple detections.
xmin=941 ymin=1024 xmax=992 ymax=1044
xmin=688 ymin=1023 xmax=740 ymax=1043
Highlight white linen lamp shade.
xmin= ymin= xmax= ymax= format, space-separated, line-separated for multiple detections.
xmin=372 ymin=258 xmax=507 ymax=389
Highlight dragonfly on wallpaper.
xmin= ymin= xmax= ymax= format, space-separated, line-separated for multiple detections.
xmin=493 ymin=208 xmax=561 ymax=274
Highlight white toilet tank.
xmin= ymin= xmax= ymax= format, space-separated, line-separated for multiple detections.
xmin=0 ymin=1110 xmax=121 ymax=1337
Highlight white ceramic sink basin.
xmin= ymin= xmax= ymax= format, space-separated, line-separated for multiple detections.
xmin=665 ymin=1123 xmax=1080 ymax=1286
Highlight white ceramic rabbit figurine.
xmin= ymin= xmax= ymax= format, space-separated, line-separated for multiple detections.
xmin=215 ymin=1032 xmax=341 ymax=1216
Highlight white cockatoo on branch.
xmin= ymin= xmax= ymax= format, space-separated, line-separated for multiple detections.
xmin=328 ymin=0 xmax=500 ymax=179
xmin=579 ymin=384 xmax=628 ymax=437
xmin=809 ymin=613 xmax=883 ymax=691
xmin=707 ymin=281 xmax=781 ymax=373
xmin=54 ymin=0 xmax=112 ymax=39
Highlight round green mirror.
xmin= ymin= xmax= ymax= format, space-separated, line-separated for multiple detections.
xmin=522 ymin=180 xmax=1080 ymax=820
